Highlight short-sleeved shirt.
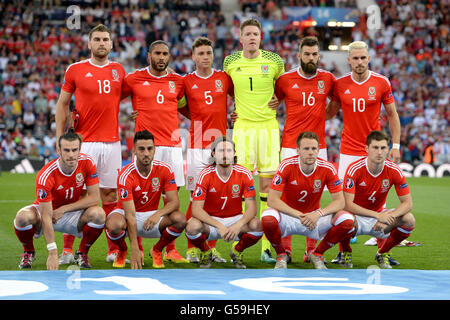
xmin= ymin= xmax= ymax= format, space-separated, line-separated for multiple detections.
xmin=332 ymin=71 xmax=395 ymax=155
xmin=270 ymin=156 xmax=342 ymax=213
xmin=193 ymin=164 xmax=256 ymax=218
xmin=123 ymin=68 xmax=185 ymax=147
xmin=34 ymin=153 xmax=99 ymax=209
xmin=182 ymin=69 xmax=234 ymax=149
xmin=117 ymin=160 xmax=178 ymax=212
xmin=62 ymin=59 xmax=126 ymax=142
xmin=223 ymin=50 xmax=285 ymax=122
xmin=343 ymin=157 xmax=410 ymax=212
xmin=275 ymin=68 xmax=336 ymax=149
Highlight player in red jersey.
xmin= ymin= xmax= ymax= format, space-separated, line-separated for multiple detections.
xmin=274 ymin=36 xmax=337 ymax=263
xmin=181 ymin=37 xmax=234 ymax=263
xmin=122 ymin=40 xmax=188 ymax=263
xmin=185 ymin=136 xmax=263 ymax=269
xmin=342 ymin=131 xmax=415 ymax=268
xmin=55 ymin=24 xmax=127 ymax=264
xmin=327 ymin=41 xmax=402 ymax=265
xmin=327 ymin=41 xmax=401 ymax=179
xmin=104 ymin=130 xmax=187 ymax=269
xmin=13 ymin=130 xmax=105 ymax=270
xmin=261 ymin=131 xmax=355 ymax=269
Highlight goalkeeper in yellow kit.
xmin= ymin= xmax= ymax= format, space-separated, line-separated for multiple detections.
xmin=223 ymin=18 xmax=285 ymax=263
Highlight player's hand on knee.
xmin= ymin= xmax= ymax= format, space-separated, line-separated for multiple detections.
xmin=52 ymin=208 xmax=65 ymax=224
xmin=372 ymin=221 xmax=388 ymax=233
xmin=143 ymin=214 xmax=159 ymax=231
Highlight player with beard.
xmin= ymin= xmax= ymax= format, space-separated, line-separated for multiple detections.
xmin=326 ymin=41 xmax=402 ymax=266
xmin=105 ymin=130 xmax=187 ymax=269
xmin=274 ymin=37 xmax=337 ymax=264
xmin=55 ymin=24 xmax=126 ymax=266
xmin=122 ymin=40 xmax=188 ymax=263
xmin=185 ymin=136 xmax=263 ymax=269
xmin=14 ymin=130 xmax=105 ymax=270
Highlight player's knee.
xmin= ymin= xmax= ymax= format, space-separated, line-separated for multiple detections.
xmin=170 ymin=210 xmax=186 ymax=230
xmin=185 ymin=218 xmax=202 ymax=235
xmin=248 ymin=217 xmax=262 ymax=232
xmin=14 ymin=208 xmax=36 ymax=227
xmin=105 ymin=216 xmax=126 ymax=235
xmin=332 ymin=211 xmax=354 ymax=226
xmin=261 ymin=208 xmax=280 ymax=222
xmin=85 ymin=206 xmax=105 ymax=225
xmin=401 ymin=212 xmax=415 ymax=229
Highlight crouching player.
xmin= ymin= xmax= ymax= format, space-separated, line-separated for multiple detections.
xmin=185 ymin=136 xmax=263 ymax=268
xmin=342 ymin=130 xmax=415 ymax=268
xmin=261 ymin=131 xmax=355 ymax=269
xmin=14 ymin=129 xmax=105 ymax=270
xmin=105 ymin=130 xmax=186 ymax=269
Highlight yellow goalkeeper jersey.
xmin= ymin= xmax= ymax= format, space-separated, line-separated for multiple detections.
xmin=223 ymin=49 xmax=285 ymax=122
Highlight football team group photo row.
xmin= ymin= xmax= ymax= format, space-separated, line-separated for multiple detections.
xmin=13 ymin=19 xmax=414 ymax=271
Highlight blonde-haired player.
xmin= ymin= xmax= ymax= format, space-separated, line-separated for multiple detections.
xmin=327 ymin=40 xmax=402 ymax=265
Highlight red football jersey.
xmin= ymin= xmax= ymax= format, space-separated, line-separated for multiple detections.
xmin=34 ymin=153 xmax=99 ymax=209
xmin=275 ymin=68 xmax=335 ymax=149
xmin=193 ymin=165 xmax=256 ymax=218
xmin=184 ymin=70 xmax=234 ymax=149
xmin=123 ymin=68 xmax=185 ymax=147
xmin=117 ymin=160 xmax=178 ymax=212
xmin=332 ymin=71 xmax=395 ymax=155
xmin=62 ymin=59 xmax=126 ymax=142
xmin=270 ymin=156 xmax=342 ymax=213
xmin=343 ymin=157 xmax=410 ymax=212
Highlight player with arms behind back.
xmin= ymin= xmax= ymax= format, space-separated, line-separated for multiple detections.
xmin=327 ymin=41 xmax=402 ymax=265
xmin=342 ymin=130 xmax=415 ymax=268
xmin=181 ymin=37 xmax=234 ymax=264
xmin=13 ymin=130 xmax=105 ymax=270
xmin=274 ymin=36 xmax=337 ymax=262
xmin=223 ymin=18 xmax=285 ymax=263
xmin=122 ymin=40 xmax=188 ymax=263
xmin=185 ymin=136 xmax=263 ymax=269
xmin=55 ymin=24 xmax=127 ymax=264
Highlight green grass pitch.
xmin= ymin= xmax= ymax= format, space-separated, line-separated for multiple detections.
xmin=0 ymin=172 xmax=449 ymax=271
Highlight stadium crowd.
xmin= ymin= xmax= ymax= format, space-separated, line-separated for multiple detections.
xmin=0 ymin=0 xmax=448 ymax=166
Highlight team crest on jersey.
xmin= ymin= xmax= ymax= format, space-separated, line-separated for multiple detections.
xmin=168 ymin=81 xmax=176 ymax=93
xmin=232 ymin=184 xmax=240 ymax=198
xmin=76 ymin=173 xmax=84 ymax=187
xmin=120 ymin=188 xmax=128 ymax=199
xmin=313 ymin=179 xmax=322 ymax=193
xmin=317 ymin=80 xmax=325 ymax=94
xmin=261 ymin=65 xmax=269 ymax=73
xmin=152 ymin=177 xmax=160 ymax=192
xmin=368 ymin=86 xmax=376 ymax=100
xmin=381 ymin=179 xmax=390 ymax=192
xmin=215 ymin=80 xmax=223 ymax=92
xmin=112 ymin=69 xmax=120 ymax=82
xmin=38 ymin=189 xmax=47 ymax=200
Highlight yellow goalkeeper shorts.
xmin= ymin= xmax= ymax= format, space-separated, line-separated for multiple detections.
xmin=232 ymin=117 xmax=280 ymax=174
